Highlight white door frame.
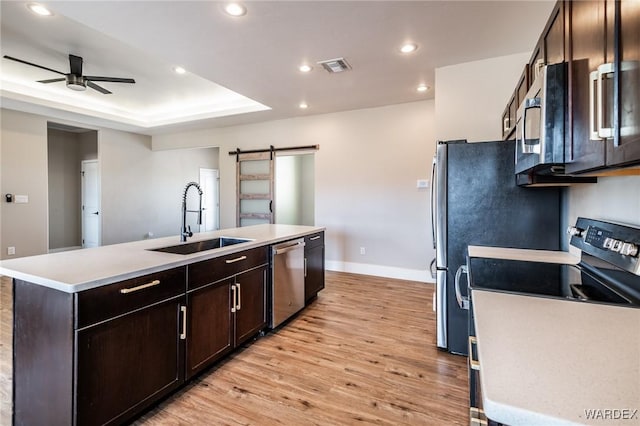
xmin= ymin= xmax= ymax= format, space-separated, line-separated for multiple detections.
xmin=81 ymin=160 xmax=101 ymax=248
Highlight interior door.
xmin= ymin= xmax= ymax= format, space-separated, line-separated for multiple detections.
xmin=81 ymin=160 xmax=100 ymax=248
xmin=199 ymin=168 xmax=219 ymax=232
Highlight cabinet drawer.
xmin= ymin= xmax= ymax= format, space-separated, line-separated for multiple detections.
xmin=188 ymin=246 xmax=268 ymax=290
xmin=304 ymin=232 xmax=324 ymax=250
xmin=76 ymin=267 xmax=186 ymax=328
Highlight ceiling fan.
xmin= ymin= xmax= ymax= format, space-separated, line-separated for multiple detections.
xmin=3 ymin=54 xmax=135 ymax=94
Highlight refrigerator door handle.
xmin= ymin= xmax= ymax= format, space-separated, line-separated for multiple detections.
xmin=430 ymin=155 xmax=437 ymax=249
xmin=454 ymin=265 xmax=470 ymax=310
xmin=429 ymin=258 xmax=436 ymax=280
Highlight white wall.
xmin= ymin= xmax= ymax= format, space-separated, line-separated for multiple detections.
xmin=435 ymin=52 xmax=531 ymax=142
xmin=567 ymin=176 xmax=640 ymax=229
xmin=99 ymin=130 xmax=219 ymax=244
xmin=153 ymin=100 xmax=436 ymax=281
xmin=0 ymin=108 xmax=220 ymax=258
xmin=0 ymin=109 xmax=48 ymax=259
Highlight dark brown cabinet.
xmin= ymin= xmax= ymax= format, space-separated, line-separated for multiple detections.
xmin=567 ymin=0 xmax=640 ymax=173
xmin=234 ymin=265 xmax=268 ymax=344
xmin=75 ymin=268 xmax=186 ymax=426
xmin=185 ymin=279 xmax=233 ymax=378
xmin=530 ymin=1 xmax=566 ymax=84
xmin=12 ymin=236 xmax=320 ymax=425
xmin=606 ymin=0 xmax=640 ymax=168
xmin=76 ymin=298 xmax=184 ymax=425
xmin=304 ymin=232 xmax=325 ymax=303
xmin=186 ymin=247 xmax=268 ymax=378
xmin=565 ymin=0 xmax=611 ymax=173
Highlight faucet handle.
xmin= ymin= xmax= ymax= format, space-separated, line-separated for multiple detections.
xmin=187 ymin=225 xmax=193 ymax=237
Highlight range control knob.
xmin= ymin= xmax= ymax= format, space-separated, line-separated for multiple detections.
xmin=567 ymin=226 xmax=584 ymax=237
xmin=603 ymin=237 xmax=617 ymax=249
xmin=619 ymin=242 xmax=639 ymax=257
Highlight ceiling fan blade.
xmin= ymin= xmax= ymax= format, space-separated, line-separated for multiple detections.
xmin=87 ymin=81 xmax=112 ymax=94
xmin=3 ymin=55 xmax=66 ymax=75
xmin=85 ymin=76 xmax=135 ymax=84
xmin=38 ymin=78 xmax=66 ymax=83
xmin=69 ymin=54 xmax=83 ymax=76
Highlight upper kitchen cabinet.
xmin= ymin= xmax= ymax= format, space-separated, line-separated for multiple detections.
xmin=606 ymin=0 xmax=640 ymax=168
xmin=530 ymin=1 xmax=566 ymax=83
xmin=566 ymin=0 xmax=640 ymax=173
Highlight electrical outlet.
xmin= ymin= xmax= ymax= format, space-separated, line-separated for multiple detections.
xmin=360 ymin=247 xmax=366 ymax=255
xmin=7 ymin=246 xmax=16 ymax=255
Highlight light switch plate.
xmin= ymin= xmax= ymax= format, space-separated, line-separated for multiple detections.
xmin=416 ymin=179 xmax=429 ymax=189
xmin=14 ymin=195 xmax=28 ymax=203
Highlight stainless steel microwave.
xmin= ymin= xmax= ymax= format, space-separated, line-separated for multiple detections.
xmin=515 ymin=63 xmax=567 ymax=174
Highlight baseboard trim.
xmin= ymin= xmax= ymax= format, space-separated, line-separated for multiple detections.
xmin=326 ymin=260 xmax=435 ymax=284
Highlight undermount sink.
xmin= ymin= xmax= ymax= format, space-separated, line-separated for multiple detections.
xmin=149 ymin=237 xmax=253 ymax=255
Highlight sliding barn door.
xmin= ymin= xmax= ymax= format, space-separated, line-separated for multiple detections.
xmin=236 ymin=152 xmax=274 ymax=227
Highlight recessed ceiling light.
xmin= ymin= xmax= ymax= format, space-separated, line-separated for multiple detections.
xmin=225 ymin=2 xmax=247 ymax=17
xmin=27 ymin=3 xmax=53 ymax=16
xmin=400 ymin=43 xmax=418 ymax=54
xmin=299 ymin=102 xmax=308 ymax=109
xmin=299 ymin=64 xmax=312 ymax=73
xmin=174 ymin=66 xmax=186 ymax=75
xmin=417 ymin=84 xmax=430 ymax=93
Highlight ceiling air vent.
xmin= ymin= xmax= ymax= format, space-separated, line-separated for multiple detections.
xmin=317 ymin=57 xmax=351 ymax=73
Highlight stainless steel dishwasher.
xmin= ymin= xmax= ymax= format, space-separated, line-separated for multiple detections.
xmin=271 ymin=238 xmax=306 ymax=328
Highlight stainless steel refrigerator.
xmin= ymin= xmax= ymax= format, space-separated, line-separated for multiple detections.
xmin=430 ymin=140 xmax=561 ymax=355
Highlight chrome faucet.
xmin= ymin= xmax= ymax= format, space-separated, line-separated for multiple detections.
xmin=180 ymin=181 xmax=203 ymax=242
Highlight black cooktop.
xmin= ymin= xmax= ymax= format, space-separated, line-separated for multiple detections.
xmin=467 ymin=257 xmax=636 ymax=306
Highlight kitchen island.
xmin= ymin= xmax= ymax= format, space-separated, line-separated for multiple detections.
xmin=0 ymin=224 xmax=325 ymax=426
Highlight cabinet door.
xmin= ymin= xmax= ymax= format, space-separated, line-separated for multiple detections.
xmin=607 ymin=0 xmax=640 ymax=167
xmin=305 ymin=245 xmax=325 ymax=303
xmin=76 ymin=298 xmax=183 ymax=426
xmin=544 ymin=2 xmax=565 ymax=65
xmin=565 ymin=0 xmax=609 ymax=173
xmin=234 ymin=265 xmax=267 ymax=346
xmin=185 ymin=280 xmax=233 ymax=379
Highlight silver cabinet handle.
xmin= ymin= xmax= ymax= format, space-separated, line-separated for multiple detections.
xmin=304 ymin=258 xmax=308 ymax=277
xmin=120 ymin=279 xmax=160 ymax=294
xmin=596 ymin=62 xmax=614 ymax=139
xmin=236 ymin=283 xmax=241 ymax=311
xmin=589 ymin=70 xmax=600 ymax=140
xmin=468 ymin=336 xmax=480 ymax=371
xmin=309 ymin=235 xmax=321 ymax=241
xmin=454 ymin=265 xmax=469 ymax=310
xmin=231 ymin=285 xmax=237 ymax=313
xmin=503 ymin=116 xmax=510 ymax=132
xmin=225 ymin=255 xmax=247 ymax=264
xmin=180 ymin=306 xmax=187 ymax=340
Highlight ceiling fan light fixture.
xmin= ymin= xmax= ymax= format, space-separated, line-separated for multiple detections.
xmin=66 ymin=75 xmax=86 ymax=91
xmin=225 ymin=2 xmax=247 ymax=17
xmin=27 ymin=3 xmax=53 ymax=16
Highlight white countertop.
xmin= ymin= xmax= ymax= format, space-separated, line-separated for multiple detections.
xmin=468 ymin=245 xmax=580 ymax=265
xmin=0 ymin=224 xmax=324 ymax=293
xmin=472 ymin=289 xmax=640 ymax=426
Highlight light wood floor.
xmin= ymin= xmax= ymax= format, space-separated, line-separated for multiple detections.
xmin=1 ymin=272 xmax=469 ymax=425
